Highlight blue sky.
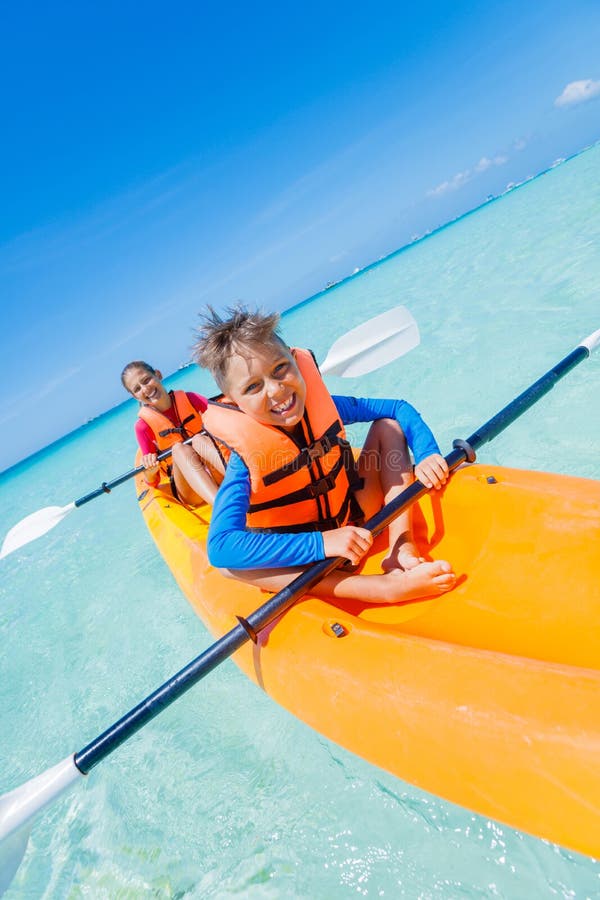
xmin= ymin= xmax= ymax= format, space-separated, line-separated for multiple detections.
xmin=2 ymin=0 xmax=600 ymax=472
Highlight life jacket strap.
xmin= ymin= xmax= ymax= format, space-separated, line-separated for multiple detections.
xmin=248 ymin=489 xmax=354 ymax=534
xmin=248 ymin=456 xmax=345 ymax=513
xmin=262 ymin=421 xmax=344 ymax=486
xmin=158 ymin=413 xmax=196 ymax=440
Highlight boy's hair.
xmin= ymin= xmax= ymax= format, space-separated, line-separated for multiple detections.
xmin=120 ymin=360 xmax=157 ymax=390
xmin=192 ymin=305 xmax=285 ymax=390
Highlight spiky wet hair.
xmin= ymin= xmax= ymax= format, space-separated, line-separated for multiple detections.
xmin=192 ymin=305 xmax=286 ymax=390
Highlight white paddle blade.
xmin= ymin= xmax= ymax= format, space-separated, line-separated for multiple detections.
xmin=0 ymin=756 xmax=82 ymax=845
xmin=320 ymin=305 xmax=420 ymax=377
xmin=0 ymin=503 xmax=76 ymax=560
xmin=0 ymin=755 xmax=82 ymax=891
xmin=0 ymin=824 xmax=31 ymax=895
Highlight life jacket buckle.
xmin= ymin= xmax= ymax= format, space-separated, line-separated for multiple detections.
xmin=159 ymin=426 xmax=185 ymax=438
xmin=307 ymin=435 xmax=332 ymax=461
xmin=308 ymin=473 xmax=336 ymax=497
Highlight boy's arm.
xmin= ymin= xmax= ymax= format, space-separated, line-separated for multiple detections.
xmin=333 ymin=395 xmax=441 ymax=463
xmin=208 ymin=452 xmax=325 ymax=569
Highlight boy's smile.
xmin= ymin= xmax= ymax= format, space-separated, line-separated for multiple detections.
xmin=223 ymin=343 xmax=307 ymax=430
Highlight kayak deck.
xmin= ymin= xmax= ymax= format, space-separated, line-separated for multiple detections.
xmin=136 ymin=463 xmax=600 ymax=858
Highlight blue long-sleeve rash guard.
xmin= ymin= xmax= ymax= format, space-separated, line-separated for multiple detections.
xmin=207 ymin=395 xmax=440 ymax=571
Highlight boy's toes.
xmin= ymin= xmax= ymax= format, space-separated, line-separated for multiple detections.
xmin=435 ymin=576 xmax=456 ymax=591
xmin=429 ymin=560 xmax=455 ymax=591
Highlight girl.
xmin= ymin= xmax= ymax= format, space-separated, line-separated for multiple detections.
xmin=121 ymin=361 xmax=225 ymax=506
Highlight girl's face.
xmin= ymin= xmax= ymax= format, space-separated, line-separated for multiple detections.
xmin=123 ymin=366 xmax=170 ymax=411
xmin=223 ymin=342 xmax=307 ymax=431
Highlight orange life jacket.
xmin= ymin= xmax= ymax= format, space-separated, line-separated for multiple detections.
xmin=138 ymin=390 xmax=204 ymax=473
xmin=201 ymin=349 xmax=362 ymax=532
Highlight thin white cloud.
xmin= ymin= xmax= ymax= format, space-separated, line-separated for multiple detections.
xmin=475 ymin=155 xmax=508 ymax=173
xmin=0 ymin=408 xmax=19 ymax=429
xmin=0 ymin=163 xmax=197 ymax=278
xmin=554 ymin=79 xmax=600 ymax=108
xmin=0 ymin=365 xmax=82 ymax=423
xmin=36 ymin=366 xmax=82 ymax=400
xmin=94 ymin=310 xmax=178 ymax=359
xmin=250 ymin=124 xmax=380 ymax=229
xmin=427 ymin=153 xmax=508 ymax=197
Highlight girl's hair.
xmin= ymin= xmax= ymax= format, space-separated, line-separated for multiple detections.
xmin=120 ymin=360 xmax=157 ymax=390
xmin=192 ymin=305 xmax=284 ymax=390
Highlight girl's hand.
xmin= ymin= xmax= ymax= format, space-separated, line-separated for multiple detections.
xmin=414 ymin=453 xmax=449 ymax=490
xmin=322 ymin=525 xmax=373 ymax=565
xmin=141 ymin=453 xmax=160 ymax=482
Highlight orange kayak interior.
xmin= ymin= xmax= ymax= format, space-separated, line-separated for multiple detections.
xmin=136 ymin=462 xmax=600 ymax=859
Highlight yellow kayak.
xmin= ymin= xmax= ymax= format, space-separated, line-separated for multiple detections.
xmin=136 ymin=462 xmax=600 ymax=859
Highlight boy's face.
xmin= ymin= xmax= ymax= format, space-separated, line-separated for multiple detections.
xmin=223 ymin=341 xmax=307 ymax=431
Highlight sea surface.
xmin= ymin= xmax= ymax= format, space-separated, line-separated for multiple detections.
xmin=1 ymin=144 xmax=599 ymax=898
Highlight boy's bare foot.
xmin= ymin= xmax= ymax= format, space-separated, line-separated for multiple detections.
xmin=382 ymin=538 xmax=424 ymax=572
xmin=380 ymin=560 xmax=455 ymax=604
xmin=227 ymin=559 xmax=456 ymax=606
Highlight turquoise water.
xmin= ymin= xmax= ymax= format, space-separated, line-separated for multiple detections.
xmin=1 ymin=144 xmax=599 ymax=897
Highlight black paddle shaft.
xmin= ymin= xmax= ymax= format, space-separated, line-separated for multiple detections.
xmin=74 ymin=440 xmax=193 ymax=508
xmin=74 ymin=341 xmax=590 ymax=774
xmin=355 ymin=343 xmax=590 ymax=538
xmin=464 ymin=344 xmax=589 ymax=452
xmin=74 ymin=554 xmax=343 ymax=773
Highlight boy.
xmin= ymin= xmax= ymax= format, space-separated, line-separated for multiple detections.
xmin=193 ymin=306 xmax=455 ymax=604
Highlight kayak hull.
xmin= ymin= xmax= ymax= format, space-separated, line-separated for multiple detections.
xmin=136 ymin=463 xmax=600 ymax=858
